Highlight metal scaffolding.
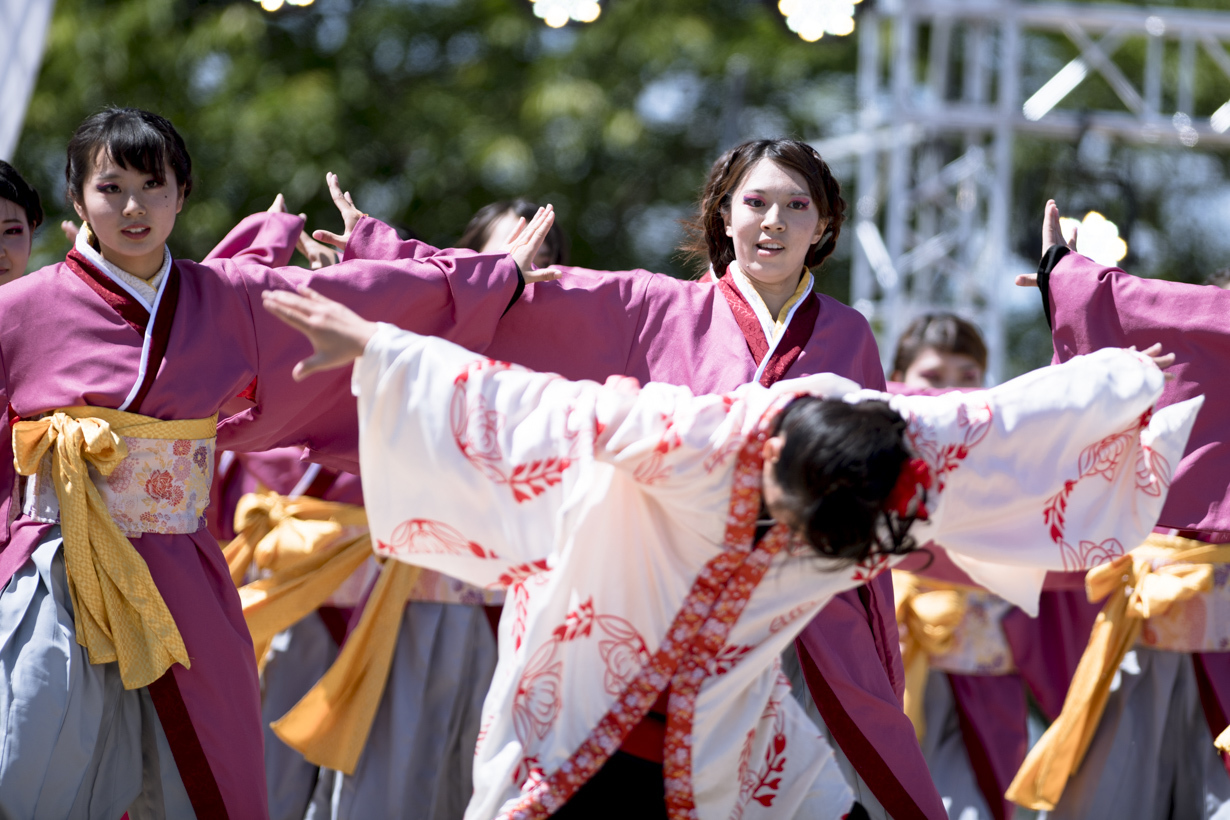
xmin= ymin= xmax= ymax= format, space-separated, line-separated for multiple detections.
xmin=815 ymin=0 xmax=1230 ymax=383
xmin=0 ymin=0 xmax=56 ymax=161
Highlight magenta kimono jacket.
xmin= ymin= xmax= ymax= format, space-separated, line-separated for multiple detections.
xmin=1040 ymin=245 xmax=1230 ymax=777
xmin=0 ymin=213 xmax=522 ymax=818
xmin=345 ymin=216 xmax=946 ymax=818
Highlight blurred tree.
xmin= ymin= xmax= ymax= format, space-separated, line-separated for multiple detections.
xmin=15 ymin=0 xmax=860 ymax=286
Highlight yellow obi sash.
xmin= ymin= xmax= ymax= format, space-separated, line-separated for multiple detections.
xmin=1007 ymin=533 xmax=1230 ymax=810
xmin=12 ymin=407 xmax=216 ymax=690
xmin=893 ymin=571 xmax=1016 ymax=741
xmin=224 ymin=490 xmax=418 ymax=774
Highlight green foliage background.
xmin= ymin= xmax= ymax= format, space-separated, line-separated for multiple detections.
xmin=16 ymin=0 xmax=1230 ymax=377
xmin=17 ymin=0 xmax=859 ymax=284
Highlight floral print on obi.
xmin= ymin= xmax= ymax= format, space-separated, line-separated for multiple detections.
xmin=1140 ymin=561 xmax=1230 ymax=653
xmin=928 ymin=589 xmax=1017 ymax=675
xmin=25 ymin=435 xmax=214 ymax=536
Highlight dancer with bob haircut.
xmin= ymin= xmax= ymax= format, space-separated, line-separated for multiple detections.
xmin=262 ymin=278 xmax=1198 ymax=819
xmin=0 ymin=106 xmax=557 ymax=818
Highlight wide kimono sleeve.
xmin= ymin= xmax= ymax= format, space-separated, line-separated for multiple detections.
xmin=887 ymin=347 xmax=1201 ymax=615
xmin=1044 ymin=249 xmax=1230 ymax=533
xmin=214 ymin=218 xmax=524 ymax=470
xmin=354 ymin=324 xmax=838 ymax=589
xmin=203 ymin=211 xmax=304 ymax=268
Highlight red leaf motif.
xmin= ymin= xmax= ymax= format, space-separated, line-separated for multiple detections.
xmin=382 ymin=518 xmax=498 ymax=560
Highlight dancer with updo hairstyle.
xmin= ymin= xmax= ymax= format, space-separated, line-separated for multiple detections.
xmin=261 ymin=276 xmax=1194 ymax=819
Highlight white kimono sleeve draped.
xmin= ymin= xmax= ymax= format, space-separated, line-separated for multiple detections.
xmin=353 ymin=325 xmax=1197 ymax=820
xmin=871 ymin=347 xmax=1203 ymax=615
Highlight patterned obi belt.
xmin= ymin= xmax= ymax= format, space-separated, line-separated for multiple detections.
xmin=11 ymin=407 xmax=216 ymax=690
xmin=1131 ymin=536 xmax=1230 ymax=653
xmin=893 ymin=571 xmax=1017 ymax=676
xmin=20 ymin=408 xmax=214 ymax=536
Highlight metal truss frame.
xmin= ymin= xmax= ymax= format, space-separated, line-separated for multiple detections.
xmin=815 ymin=0 xmax=1230 ymax=383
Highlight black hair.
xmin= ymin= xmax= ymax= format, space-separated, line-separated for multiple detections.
xmin=772 ymin=397 xmax=920 ymax=562
xmin=457 ymin=198 xmax=569 ymax=266
xmin=892 ymin=312 xmax=988 ymax=377
xmin=65 ymin=108 xmax=193 ymax=206
xmin=0 ymin=160 xmax=43 ymax=230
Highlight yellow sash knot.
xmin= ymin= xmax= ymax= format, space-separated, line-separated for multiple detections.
xmin=11 ymin=407 xmax=214 ymax=690
xmin=1007 ymin=533 xmax=1230 ymax=810
xmin=231 ymin=493 xmax=373 ymax=667
xmin=893 ymin=571 xmax=970 ymax=742
xmin=223 ymin=489 xmax=418 ymax=773
xmin=1217 ymin=725 xmax=1230 ymax=755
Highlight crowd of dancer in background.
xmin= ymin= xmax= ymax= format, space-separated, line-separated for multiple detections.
xmin=0 ymin=105 xmax=1225 ymax=820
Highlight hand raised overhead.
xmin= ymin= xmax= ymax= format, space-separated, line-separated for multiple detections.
xmin=499 ymin=205 xmax=562 ymax=284
xmin=312 ymin=173 xmax=366 ymax=252
xmin=1017 ymin=200 xmax=1076 ymax=288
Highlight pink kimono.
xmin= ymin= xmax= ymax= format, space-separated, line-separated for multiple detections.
xmin=344 ymin=216 xmax=945 ymax=818
xmin=1039 ymin=246 xmax=1230 ymax=817
xmin=0 ymin=213 xmax=522 ymax=818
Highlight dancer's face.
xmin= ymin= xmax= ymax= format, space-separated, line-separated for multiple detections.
xmin=0 ymin=198 xmax=31 ymax=285
xmin=723 ymin=158 xmax=827 ymax=291
xmin=897 ymin=347 xmax=984 ymax=389
xmin=73 ymin=150 xmax=182 ymax=279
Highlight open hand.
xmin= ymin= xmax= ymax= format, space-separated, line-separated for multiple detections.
xmin=61 ymin=220 xmax=80 ymax=244
xmin=296 ymin=217 xmax=341 ymax=269
xmin=1132 ymin=343 xmax=1176 ymax=380
xmin=500 ymin=205 xmax=562 ymax=284
xmin=261 ymin=286 xmax=378 ymax=380
xmin=1017 ymin=200 xmax=1075 ymax=288
xmin=312 ymin=173 xmax=365 ymax=251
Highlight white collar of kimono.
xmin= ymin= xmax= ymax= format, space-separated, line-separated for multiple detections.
xmin=729 ymin=262 xmax=813 ymax=384
xmin=75 ymin=228 xmax=172 ymax=313
xmin=75 ymin=228 xmax=173 ymax=411
xmin=729 ymin=262 xmax=812 ymax=344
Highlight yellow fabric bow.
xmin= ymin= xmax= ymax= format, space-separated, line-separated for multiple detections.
xmin=893 ymin=571 xmax=969 ymax=742
xmin=1007 ymin=533 xmax=1230 ymax=810
xmin=270 ymin=557 xmax=421 ymax=774
xmin=230 ymin=493 xmax=373 ymax=667
xmin=11 ymin=407 xmax=214 ymax=690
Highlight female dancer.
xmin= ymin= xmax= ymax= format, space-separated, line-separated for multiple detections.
xmin=336 ymin=138 xmax=941 ymax=817
xmin=262 ymin=277 xmax=1194 ymax=819
xmin=0 ymin=106 xmax=555 ymax=818
xmin=1003 ymin=202 xmax=1230 ymax=818
xmin=0 ymin=159 xmax=42 ymax=285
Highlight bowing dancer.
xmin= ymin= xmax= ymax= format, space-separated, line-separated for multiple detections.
xmin=0 ymin=106 xmax=558 ymax=819
xmin=263 ymin=279 xmax=1196 ymax=820
xmin=338 ymin=137 xmax=942 ymax=818
xmin=886 ymin=314 xmax=1100 ymax=820
xmin=1003 ymin=203 xmax=1230 ymax=819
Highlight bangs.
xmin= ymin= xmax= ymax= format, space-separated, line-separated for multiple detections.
xmin=99 ymin=116 xmax=173 ymax=185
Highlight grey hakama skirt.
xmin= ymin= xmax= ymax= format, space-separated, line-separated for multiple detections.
xmin=781 ymin=648 xmax=895 ymax=820
xmin=1045 ymin=647 xmax=1230 ymax=820
xmin=305 ymin=600 xmax=498 ymax=820
xmin=917 ymin=670 xmax=1001 ymax=820
xmin=0 ymin=533 xmax=195 ymax=819
xmin=263 ymin=613 xmax=341 ymax=820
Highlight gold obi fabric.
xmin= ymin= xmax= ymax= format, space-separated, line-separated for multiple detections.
xmin=1007 ymin=533 xmax=1230 ymax=811
xmin=22 ymin=412 xmax=214 ymax=535
xmin=893 ymin=571 xmax=1016 ymax=742
xmin=12 ymin=407 xmax=216 ymax=689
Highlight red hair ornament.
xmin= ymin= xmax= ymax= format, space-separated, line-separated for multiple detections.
xmin=886 ymin=457 xmax=932 ymax=521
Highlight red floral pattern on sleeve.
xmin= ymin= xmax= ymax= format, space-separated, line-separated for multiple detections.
xmin=378 ymin=518 xmax=499 ymax=560
xmin=452 ymin=359 xmax=580 ymax=503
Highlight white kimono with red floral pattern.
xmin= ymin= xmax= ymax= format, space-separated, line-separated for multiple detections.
xmin=351 ymin=324 xmax=1199 ymax=820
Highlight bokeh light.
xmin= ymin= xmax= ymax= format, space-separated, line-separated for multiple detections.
xmin=1061 ymin=211 xmax=1128 ymax=266
xmin=778 ymin=0 xmax=862 ymax=42
xmin=255 ymin=0 xmax=315 ymax=10
xmin=530 ymin=0 xmax=602 ymax=28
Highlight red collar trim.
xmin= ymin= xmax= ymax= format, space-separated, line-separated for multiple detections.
xmin=716 ymin=268 xmax=821 ymax=387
